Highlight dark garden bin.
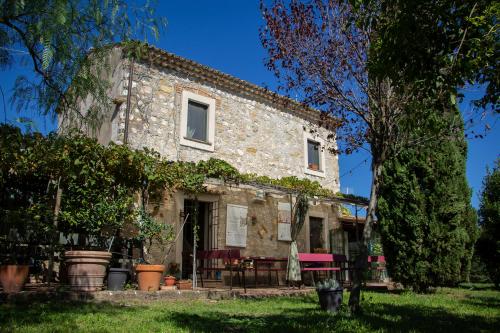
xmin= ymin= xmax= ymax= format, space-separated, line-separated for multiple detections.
xmin=107 ymin=268 xmax=129 ymax=291
xmin=317 ymin=288 xmax=343 ymax=312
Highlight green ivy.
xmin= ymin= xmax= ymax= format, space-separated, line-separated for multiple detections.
xmin=0 ymin=124 xmax=368 ymax=253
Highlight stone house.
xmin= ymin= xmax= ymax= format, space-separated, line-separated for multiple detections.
xmin=76 ymin=45 xmax=361 ymax=282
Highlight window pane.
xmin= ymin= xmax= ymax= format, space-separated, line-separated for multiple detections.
xmin=307 ymin=140 xmax=320 ymax=169
xmin=187 ymin=100 xmax=208 ymax=142
xmin=309 ymin=217 xmax=324 ymax=251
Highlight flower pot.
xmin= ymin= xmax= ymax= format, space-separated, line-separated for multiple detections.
xmin=65 ymin=251 xmax=112 ymax=292
xmin=135 ymin=264 xmax=165 ymax=291
xmin=309 ymin=163 xmax=319 ymax=171
xmin=176 ymin=279 xmax=192 ymax=290
xmin=316 ymin=288 xmax=343 ymax=312
xmin=107 ymin=268 xmax=129 ymax=291
xmin=164 ymin=275 xmax=176 ymax=287
xmin=0 ymin=265 xmax=29 ymax=293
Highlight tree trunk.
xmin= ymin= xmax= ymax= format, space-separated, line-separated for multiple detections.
xmin=348 ymin=160 xmax=382 ymax=314
xmin=47 ymin=183 xmax=62 ymax=285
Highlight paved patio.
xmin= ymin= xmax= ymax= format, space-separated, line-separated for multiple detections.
xmin=1 ymin=281 xmax=396 ymax=304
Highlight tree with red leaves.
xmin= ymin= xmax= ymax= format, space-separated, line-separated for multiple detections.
xmin=259 ymin=0 xmax=493 ymax=312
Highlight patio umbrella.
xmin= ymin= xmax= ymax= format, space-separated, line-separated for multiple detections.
xmin=287 ymin=241 xmax=301 ymax=281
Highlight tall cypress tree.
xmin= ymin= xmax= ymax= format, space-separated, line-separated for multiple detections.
xmin=477 ymin=159 xmax=500 ymax=287
xmin=377 ymin=108 xmax=478 ymax=292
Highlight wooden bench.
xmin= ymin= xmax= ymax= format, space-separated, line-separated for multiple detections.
xmin=298 ymin=253 xmax=341 ymax=285
xmin=196 ymin=249 xmax=247 ymax=291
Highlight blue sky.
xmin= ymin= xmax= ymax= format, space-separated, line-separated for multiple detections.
xmin=1 ymin=1 xmax=498 ymax=208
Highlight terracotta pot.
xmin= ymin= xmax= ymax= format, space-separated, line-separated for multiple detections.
xmin=309 ymin=163 xmax=319 ymax=171
xmin=176 ymin=279 xmax=192 ymax=290
xmin=135 ymin=264 xmax=165 ymax=291
xmin=65 ymin=251 xmax=112 ymax=292
xmin=0 ymin=265 xmax=29 ymax=293
xmin=164 ymin=275 xmax=176 ymax=287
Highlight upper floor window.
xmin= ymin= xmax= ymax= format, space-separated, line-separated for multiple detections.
xmin=304 ymin=132 xmax=326 ymax=177
xmin=186 ymin=100 xmax=208 ymax=142
xmin=307 ymin=140 xmax=321 ymax=171
xmin=180 ymin=91 xmax=215 ymax=152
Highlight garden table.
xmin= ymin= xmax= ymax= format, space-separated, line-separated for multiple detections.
xmin=247 ymin=256 xmax=287 ymax=287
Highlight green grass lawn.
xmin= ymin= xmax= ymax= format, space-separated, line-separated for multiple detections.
xmin=1 ymin=286 xmax=499 ymax=333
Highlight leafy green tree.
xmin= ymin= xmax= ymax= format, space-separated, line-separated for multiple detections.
xmin=0 ymin=0 xmax=165 ymax=127
xmin=477 ymin=159 xmax=500 ymax=287
xmin=365 ymin=0 xmax=499 ymax=113
xmin=378 ymin=109 xmax=478 ymax=291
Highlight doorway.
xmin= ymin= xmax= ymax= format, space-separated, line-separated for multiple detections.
xmin=309 ymin=217 xmax=324 ymax=252
xmin=181 ymin=200 xmax=218 ymax=279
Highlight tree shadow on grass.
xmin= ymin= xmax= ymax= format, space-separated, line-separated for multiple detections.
xmin=156 ymin=308 xmax=350 ymax=333
xmin=0 ymin=300 xmax=142 ymax=332
xmin=458 ymin=283 xmax=499 ymax=291
xmin=359 ymin=302 xmax=500 ymax=333
xmin=160 ymin=297 xmax=500 ymax=333
xmin=459 ymin=295 xmax=500 ymax=309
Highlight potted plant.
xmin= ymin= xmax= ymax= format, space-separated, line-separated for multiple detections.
xmin=308 ymin=163 xmax=319 ymax=171
xmin=0 ymin=210 xmax=49 ymax=293
xmin=107 ymin=267 xmax=129 ymax=291
xmin=106 ymin=242 xmax=131 ymax=291
xmin=164 ymin=275 xmax=176 ymax=286
xmin=60 ymin=184 xmax=136 ymax=292
xmin=316 ymin=278 xmax=343 ymax=312
xmin=0 ymin=221 xmax=30 ymax=293
xmin=134 ymin=208 xmax=174 ymax=291
xmin=176 ymin=279 xmax=192 ymax=290
xmin=163 ymin=262 xmax=180 ymax=286
xmin=0 ymin=127 xmax=55 ymax=293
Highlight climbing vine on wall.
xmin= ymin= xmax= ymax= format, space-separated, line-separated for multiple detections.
xmin=0 ymin=125 xmax=367 ymax=243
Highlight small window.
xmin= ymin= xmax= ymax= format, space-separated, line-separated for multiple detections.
xmin=307 ymin=140 xmax=321 ymax=171
xmin=186 ymin=100 xmax=208 ymax=142
xmin=180 ymin=91 xmax=216 ymax=152
xmin=303 ymin=132 xmax=325 ymax=177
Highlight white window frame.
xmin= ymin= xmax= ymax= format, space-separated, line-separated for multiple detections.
xmin=180 ymin=90 xmax=216 ymax=152
xmin=303 ymin=132 xmax=326 ymax=177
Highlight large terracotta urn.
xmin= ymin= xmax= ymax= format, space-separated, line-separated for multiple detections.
xmin=65 ymin=251 xmax=111 ymax=291
xmin=135 ymin=264 xmax=165 ymax=291
xmin=0 ymin=265 xmax=29 ymax=293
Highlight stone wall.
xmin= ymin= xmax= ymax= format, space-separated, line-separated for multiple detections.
xmin=108 ymin=57 xmax=340 ymax=192
xmin=148 ymin=181 xmax=342 ymax=284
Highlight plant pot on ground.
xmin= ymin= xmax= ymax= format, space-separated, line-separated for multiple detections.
xmin=107 ymin=267 xmax=130 ymax=291
xmin=0 ymin=265 xmax=29 ymax=293
xmin=316 ymin=279 xmax=343 ymax=312
xmin=135 ymin=264 xmax=166 ymax=291
xmin=0 ymin=210 xmax=50 ymax=293
xmin=164 ymin=275 xmax=176 ymax=286
xmin=176 ymin=279 xmax=192 ymax=290
xmin=59 ymin=182 xmax=137 ymax=291
xmin=133 ymin=208 xmax=175 ymax=292
xmin=65 ymin=250 xmax=112 ymax=291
